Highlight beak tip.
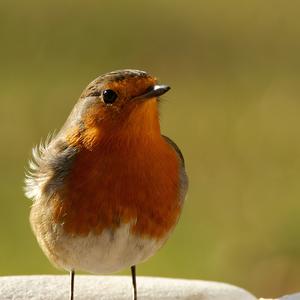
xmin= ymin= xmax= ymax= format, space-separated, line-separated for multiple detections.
xmin=133 ymin=84 xmax=171 ymax=101
xmin=153 ymin=84 xmax=171 ymax=96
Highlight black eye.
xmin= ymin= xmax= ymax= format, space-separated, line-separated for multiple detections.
xmin=102 ymin=89 xmax=118 ymax=104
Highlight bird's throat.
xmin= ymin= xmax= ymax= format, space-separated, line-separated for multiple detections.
xmin=69 ymin=99 xmax=161 ymax=150
xmin=122 ymin=99 xmax=161 ymax=137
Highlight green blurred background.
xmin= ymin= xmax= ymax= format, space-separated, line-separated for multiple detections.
xmin=1 ymin=0 xmax=300 ymax=298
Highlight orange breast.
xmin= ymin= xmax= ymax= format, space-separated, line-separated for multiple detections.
xmin=52 ymin=135 xmax=181 ymax=239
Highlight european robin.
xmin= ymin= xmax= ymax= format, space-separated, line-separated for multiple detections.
xmin=25 ymin=69 xmax=188 ymax=300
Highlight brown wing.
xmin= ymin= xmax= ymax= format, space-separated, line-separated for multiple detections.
xmin=163 ymin=135 xmax=188 ymax=204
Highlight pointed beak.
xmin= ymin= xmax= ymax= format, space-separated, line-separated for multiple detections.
xmin=133 ymin=85 xmax=170 ymax=101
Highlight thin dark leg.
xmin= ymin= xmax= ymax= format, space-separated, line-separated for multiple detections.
xmin=70 ymin=270 xmax=75 ymax=300
xmin=131 ymin=265 xmax=137 ymax=300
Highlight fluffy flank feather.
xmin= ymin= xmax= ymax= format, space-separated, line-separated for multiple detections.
xmin=24 ymin=132 xmax=56 ymax=201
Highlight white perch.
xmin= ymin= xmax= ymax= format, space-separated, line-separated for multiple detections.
xmin=1 ymin=276 xmax=299 ymax=299
xmin=0 ymin=275 xmax=256 ymax=300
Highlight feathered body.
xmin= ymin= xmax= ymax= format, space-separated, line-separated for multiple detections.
xmin=25 ymin=70 xmax=188 ymax=274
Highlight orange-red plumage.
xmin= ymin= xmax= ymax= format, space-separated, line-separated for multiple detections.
xmin=53 ymin=98 xmax=181 ymax=238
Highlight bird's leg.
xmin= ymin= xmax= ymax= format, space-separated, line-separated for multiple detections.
xmin=131 ymin=265 xmax=137 ymax=300
xmin=70 ymin=270 xmax=75 ymax=300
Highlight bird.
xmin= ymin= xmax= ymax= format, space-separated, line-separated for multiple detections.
xmin=25 ymin=69 xmax=188 ymax=300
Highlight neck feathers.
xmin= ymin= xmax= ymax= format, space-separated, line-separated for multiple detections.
xmin=68 ymin=99 xmax=161 ymax=150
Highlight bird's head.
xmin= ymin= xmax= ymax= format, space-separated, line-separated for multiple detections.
xmin=64 ymin=69 xmax=170 ymax=148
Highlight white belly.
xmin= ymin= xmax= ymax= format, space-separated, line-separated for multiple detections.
xmin=34 ymin=220 xmax=167 ymax=274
